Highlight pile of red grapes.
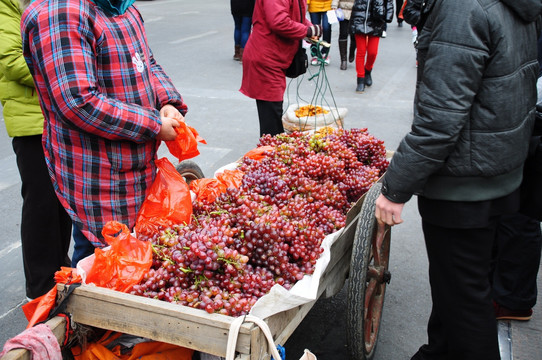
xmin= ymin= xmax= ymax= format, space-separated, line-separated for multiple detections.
xmin=132 ymin=128 xmax=388 ymax=316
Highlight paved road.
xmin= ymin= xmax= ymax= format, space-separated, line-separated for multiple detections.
xmin=0 ymin=0 xmax=540 ymax=359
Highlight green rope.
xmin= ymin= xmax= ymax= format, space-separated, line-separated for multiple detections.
xmin=285 ymin=39 xmax=342 ymax=132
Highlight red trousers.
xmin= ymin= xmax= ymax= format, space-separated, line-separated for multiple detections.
xmin=355 ymin=34 xmax=380 ymax=78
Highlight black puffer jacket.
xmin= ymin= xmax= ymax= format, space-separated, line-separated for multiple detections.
xmin=350 ymin=0 xmax=394 ymax=37
xmin=230 ymin=0 xmax=255 ymax=17
xmin=382 ymin=0 xmax=542 ymax=203
xmin=402 ymin=0 xmax=436 ymax=31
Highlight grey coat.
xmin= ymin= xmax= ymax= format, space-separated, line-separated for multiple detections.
xmin=382 ymin=0 xmax=542 ymax=203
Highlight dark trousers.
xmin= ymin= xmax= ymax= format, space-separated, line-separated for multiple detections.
xmin=233 ymin=15 xmax=252 ymax=48
xmin=12 ymin=135 xmax=72 ymax=299
xmin=412 ymin=193 xmax=519 ymax=360
xmin=309 ymin=12 xmax=332 ymax=56
xmin=256 ymin=99 xmax=284 ymax=137
xmin=338 ymin=19 xmax=356 ymax=45
xmin=416 ymin=221 xmax=501 ymax=360
xmin=71 ymin=225 xmax=95 ymax=267
xmin=491 ymin=212 xmax=542 ymax=310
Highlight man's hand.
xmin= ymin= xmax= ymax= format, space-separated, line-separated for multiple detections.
xmin=375 ymin=194 xmax=405 ymax=226
xmin=157 ymin=104 xmax=184 ymax=141
xmin=157 ymin=117 xmax=180 ymax=141
xmin=160 ymin=104 xmax=183 ymax=120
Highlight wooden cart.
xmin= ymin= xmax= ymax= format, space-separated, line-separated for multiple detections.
xmin=2 ymin=171 xmax=391 ymax=360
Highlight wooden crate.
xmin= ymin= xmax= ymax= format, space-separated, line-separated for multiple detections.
xmin=59 ymin=202 xmax=362 ymax=360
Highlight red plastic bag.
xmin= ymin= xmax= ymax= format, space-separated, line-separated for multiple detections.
xmin=244 ymin=145 xmax=274 ymax=161
xmin=22 ymin=267 xmax=82 ymax=328
xmin=135 ymin=158 xmax=193 ymax=235
xmin=189 ymin=178 xmax=227 ymax=204
xmin=22 ymin=287 xmax=58 ymax=329
xmin=165 ymin=122 xmax=206 ymax=162
xmin=216 ymin=169 xmax=244 ymax=189
xmin=85 ymin=221 xmax=152 ymax=293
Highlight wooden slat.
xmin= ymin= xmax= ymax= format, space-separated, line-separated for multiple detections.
xmin=63 ymin=285 xmax=254 ymax=358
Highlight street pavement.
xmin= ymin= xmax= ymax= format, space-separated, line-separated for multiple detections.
xmin=0 ymin=0 xmax=540 ymax=359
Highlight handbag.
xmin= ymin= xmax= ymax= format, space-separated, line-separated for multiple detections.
xmin=285 ymin=0 xmax=308 ymax=78
xmin=285 ymin=45 xmax=308 ymax=78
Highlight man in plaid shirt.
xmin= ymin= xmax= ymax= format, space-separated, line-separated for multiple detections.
xmin=21 ymin=0 xmax=188 ymax=266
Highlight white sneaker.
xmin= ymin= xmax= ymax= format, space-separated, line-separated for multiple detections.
xmin=324 ymin=56 xmax=330 ymax=66
xmin=412 ymin=29 xmax=418 ymax=44
xmin=382 ymin=31 xmax=387 ymax=38
xmin=311 ymin=57 xmax=318 ymax=66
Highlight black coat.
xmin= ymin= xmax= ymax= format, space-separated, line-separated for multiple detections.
xmin=231 ymin=0 xmax=255 ymax=17
xmin=350 ymin=0 xmax=394 ymax=36
xmin=402 ymin=0 xmax=436 ymax=33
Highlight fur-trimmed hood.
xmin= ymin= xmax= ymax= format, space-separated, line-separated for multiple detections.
xmin=19 ymin=0 xmax=31 ymax=11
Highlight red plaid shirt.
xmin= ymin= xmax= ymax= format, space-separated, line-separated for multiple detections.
xmin=22 ymin=0 xmax=187 ymax=246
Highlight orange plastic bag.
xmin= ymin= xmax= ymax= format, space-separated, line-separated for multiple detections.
xmin=165 ymin=122 xmax=206 ymax=162
xmin=135 ymin=158 xmax=193 ymax=235
xmin=216 ymin=169 xmax=244 ymax=189
xmin=84 ymin=221 xmax=152 ymax=293
xmin=243 ymin=145 xmax=274 ymax=161
xmin=22 ymin=267 xmax=82 ymax=328
xmin=72 ymin=330 xmax=193 ymax=360
xmin=189 ymin=178 xmax=227 ymax=204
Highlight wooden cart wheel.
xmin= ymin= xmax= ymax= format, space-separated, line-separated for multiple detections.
xmin=346 ymin=182 xmax=392 ymax=360
xmin=175 ymin=160 xmax=205 ymax=185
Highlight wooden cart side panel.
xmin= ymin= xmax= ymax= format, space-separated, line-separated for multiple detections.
xmin=63 ymin=285 xmax=254 ymax=358
xmin=270 ymin=301 xmax=316 ymax=346
xmin=0 ymin=316 xmax=66 ymax=360
xmin=249 ymin=328 xmax=266 ymax=360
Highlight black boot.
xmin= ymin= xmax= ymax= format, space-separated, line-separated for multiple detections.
xmin=356 ymin=77 xmax=365 ymax=93
xmin=349 ymin=35 xmax=356 ymax=63
xmin=365 ymin=68 xmax=372 ymax=86
xmin=338 ymin=39 xmax=347 ymax=70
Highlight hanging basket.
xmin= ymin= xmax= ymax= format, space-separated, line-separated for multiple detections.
xmin=282 ymin=103 xmax=348 ymax=133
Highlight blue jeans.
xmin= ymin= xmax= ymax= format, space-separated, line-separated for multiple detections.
xmin=233 ymin=15 xmax=252 ymax=48
xmin=309 ymin=12 xmax=332 ymax=56
xmin=71 ymin=225 xmax=95 ymax=267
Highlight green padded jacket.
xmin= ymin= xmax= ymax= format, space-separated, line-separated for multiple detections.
xmin=0 ymin=0 xmax=44 ymax=137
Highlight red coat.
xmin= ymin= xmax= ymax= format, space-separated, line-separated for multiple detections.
xmin=240 ymin=0 xmax=311 ymax=102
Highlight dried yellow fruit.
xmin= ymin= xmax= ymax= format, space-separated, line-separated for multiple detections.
xmin=295 ymin=105 xmax=329 ymax=118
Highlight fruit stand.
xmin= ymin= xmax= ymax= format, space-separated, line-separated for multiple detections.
xmin=1 ymin=131 xmax=392 ymax=360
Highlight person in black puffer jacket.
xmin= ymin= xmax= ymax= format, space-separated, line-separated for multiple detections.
xmin=374 ymin=0 xmax=542 ymax=359
xmin=490 ymin=29 xmax=542 ymax=324
xmin=230 ymin=0 xmax=255 ymax=61
xmin=350 ymin=0 xmax=394 ymax=93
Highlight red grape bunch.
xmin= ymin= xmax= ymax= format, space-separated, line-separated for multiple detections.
xmin=132 ymin=128 xmax=388 ymax=316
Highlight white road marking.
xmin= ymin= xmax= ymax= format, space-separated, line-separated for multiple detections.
xmin=169 ymin=31 xmax=219 ymax=45
xmin=0 ymin=242 xmax=21 ymax=259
